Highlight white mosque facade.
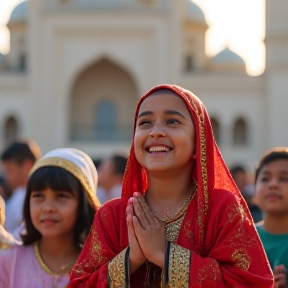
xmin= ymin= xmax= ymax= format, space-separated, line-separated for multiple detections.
xmin=0 ymin=0 xmax=287 ymax=170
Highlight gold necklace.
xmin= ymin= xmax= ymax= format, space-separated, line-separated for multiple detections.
xmin=34 ymin=242 xmax=72 ymax=276
xmin=151 ymin=181 xmax=197 ymax=223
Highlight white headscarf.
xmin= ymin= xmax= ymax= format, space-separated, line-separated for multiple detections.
xmin=29 ymin=148 xmax=100 ymax=210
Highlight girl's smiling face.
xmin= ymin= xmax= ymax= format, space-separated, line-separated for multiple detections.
xmin=30 ymin=188 xmax=78 ymax=239
xmin=134 ymin=91 xmax=195 ymax=174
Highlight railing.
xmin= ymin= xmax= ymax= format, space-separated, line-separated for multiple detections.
xmin=70 ymin=124 xmax=133 ymax=143
xmin=43 ymin=0 xmax=169 ymax=13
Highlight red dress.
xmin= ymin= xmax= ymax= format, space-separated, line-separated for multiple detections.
xmin=69 ymin=85 xmax=273 ymax=288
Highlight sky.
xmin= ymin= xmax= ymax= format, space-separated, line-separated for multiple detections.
xmin=0 ymin=0 xmax=265 ymax=76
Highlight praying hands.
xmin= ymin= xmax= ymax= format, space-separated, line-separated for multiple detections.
xmin=126 ymin=192 xmax=166 ymax=274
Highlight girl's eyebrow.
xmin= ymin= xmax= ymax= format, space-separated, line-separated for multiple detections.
xmin=138 ymin=110 xmax=186 ymax=119
xmin=164 ymin=110 xmax=186 ymax=119
xmin=138 ymin=111 xmax=152 ymax=118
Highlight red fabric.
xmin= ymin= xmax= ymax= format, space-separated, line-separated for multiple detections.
xmin=69 ymin=84 xmax=273 ymax=287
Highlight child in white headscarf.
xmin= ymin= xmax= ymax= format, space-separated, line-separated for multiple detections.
xmin=0 ymin=148 xmax=100 ymax=288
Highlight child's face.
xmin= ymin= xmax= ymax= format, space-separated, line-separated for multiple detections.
xmin=30 ymin=188 xmax=78 ymax=239
xmin=1 ymin=160 xmax=26 ymax=191
xmin=256 ymin=159 xmax=288 ymax=216
xmin=134 ymin=92 xmax=195 ymax=174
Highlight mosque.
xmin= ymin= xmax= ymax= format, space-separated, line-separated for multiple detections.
xmin=0 ymin=0 xmax=287 ymax=169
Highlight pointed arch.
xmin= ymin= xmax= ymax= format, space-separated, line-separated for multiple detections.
xmin=3 ymin=116 xmax=18 ymax=143
xmin=70 ymin=57 xmax=138 ymax=142
xmin=233 ymin=118 xmax=248 ymax=146
xmin=210 ymin=117 xmax=220 ymax=145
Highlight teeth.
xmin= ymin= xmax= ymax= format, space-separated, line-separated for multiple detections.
xmin=149 ymin=146 xmax=169 ymax=152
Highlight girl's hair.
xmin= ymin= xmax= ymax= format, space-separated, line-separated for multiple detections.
xmin=21 ymin=166 xmax=96 ymax=245
xmin=255 ymin=147 xmax=288 ymax=182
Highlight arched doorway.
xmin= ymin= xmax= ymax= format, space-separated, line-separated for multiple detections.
xmin=3 ymin=116 xmax=18 ymax=143
xmin=233 ymin=118 xmax=248 ymax=146
xmin=70 ymin=58 xmax=138 ymax=142
xmin=210 ymin=117 xmax=220 ymax=145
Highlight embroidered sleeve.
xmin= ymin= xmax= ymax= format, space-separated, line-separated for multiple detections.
xmin=164 ymin=242 xmax=190 ymax=288
xmin=108 ymin=247 xmax=130 ymax=288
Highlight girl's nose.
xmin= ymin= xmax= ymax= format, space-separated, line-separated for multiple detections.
xmin=42 ymin=200 xmax=56 ymax=213
xmin=268 ymin=178 xmax=279 ymax=189
xmin=149 ymin=126 xmax=166 ymax=138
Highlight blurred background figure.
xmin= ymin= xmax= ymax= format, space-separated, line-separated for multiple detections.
xmin=0 ymin=139 xmax=41 ymax=238
xmin=0 ymin=195 xmax=20 ymax=249
xmin=0 ymin=175 xmax=12 ymax=201
xmin=97 ymin=154 xmax=128 ymax=204
xmin=230 ymin=165 xmax=262 ymax=223
xmin=255 ymin=147 xmax=288 ymax=288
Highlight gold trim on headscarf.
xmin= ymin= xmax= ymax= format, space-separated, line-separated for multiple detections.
xmin=29 ymin=157 xmax=100 ymax=210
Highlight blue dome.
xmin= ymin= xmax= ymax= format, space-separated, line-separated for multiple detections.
xmin=187 ymin=1 xmax=206 ymax=24
xmin=211 ymin=48 xmax=245 ymax=66
xmin=8 ymin=1 xmax=27 ymax=25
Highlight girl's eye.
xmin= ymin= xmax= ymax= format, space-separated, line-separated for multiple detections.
xmin=31 ymin=192 xmax=43 ymax=198
xmin=260 ymin=177 xmax=269 ymax=182
xmin=138 ymin=120 xmax=152 ymax=126
xmin=279 ymin=177 xmax=288 ymax=182
xmin=167 ymin=119 xmax=180 ymax=125
xmin=58 ymin=192 xmax=71 ymax=198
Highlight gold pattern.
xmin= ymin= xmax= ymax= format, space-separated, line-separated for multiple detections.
xmin=108 ymin=248 xmax=127 ymax=288
xmin=166 ymin=214 xmax=185 ymax=243
xmin=72 ymin=226 xmax=108 ymax=277
xmin=232 ymin=248 xmax=251 ymax=271
xmin=168 ymin=243 xmax=190 ymax=288
xmin=179 ymin=88 xmax=209 ymax=244
xmin=29 ymin=157 xmax=100 ymax=210
xmin=197 ymin=259 xmax=222 ymax=283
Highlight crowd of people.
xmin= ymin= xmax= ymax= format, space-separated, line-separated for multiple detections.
xmin=0 ymin=84 xmax=287 ymax=287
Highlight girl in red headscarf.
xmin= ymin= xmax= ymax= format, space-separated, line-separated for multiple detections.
xmin=69 ymin=85 xmax=273 ymax=288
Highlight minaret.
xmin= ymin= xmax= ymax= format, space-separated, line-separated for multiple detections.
xmin=265 ymin=0 xmax=288 ymax=147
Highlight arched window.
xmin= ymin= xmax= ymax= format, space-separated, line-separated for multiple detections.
xmin=4 ymin=116 xmax=18 ymax=143
xmin=95 ymin=101 xmax=117 ymax=141
xmin=210 ymin=117 xmax=220 ymax=145
xmin=233 ymin=118 xmax=248 ymax=146
xmin=19 ymin=54 xmax=26 ymax=72
xmin=185 ymin=55 xmax=195 ymax=72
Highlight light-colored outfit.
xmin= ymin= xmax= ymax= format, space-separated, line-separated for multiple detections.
xmin=97 ymin=184 xmax=122 ymax=204
xmin=0 ymin=196 xmax=21 ymax=249
xmin=4 ymin=186 xmax=26 ymax=238
xmin=0 ymin=148 xmax=100 ymax=288
xmin=0 ymin=244 xmax=69 ymax=288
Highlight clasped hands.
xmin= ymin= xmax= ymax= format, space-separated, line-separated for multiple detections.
xmin=126 ymin=192 xmax=166 ymax=274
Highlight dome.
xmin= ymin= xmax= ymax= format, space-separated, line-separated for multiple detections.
xmin=186 ymin=0 xmax=207 ymax=24
xmin=8 ymin=1 xmax=27 ymax=25
xmin=211 ymin=48 xmax=245 ymax=66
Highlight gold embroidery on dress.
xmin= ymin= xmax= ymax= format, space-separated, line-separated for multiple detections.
xmin=179 ymin=88 xmax=209 ymax=244
xmin=166 ymin=214 xmax=185 ymax=243
xmin=29 ymin=157 xmax=100 ymax=210
xmin=232 ymin=248 xmax=251 ymax=271
xmin=226 ymin=203 xmax=253 ymax=270
xmin=72 ymin=226 xmax=108 ymax=277
xmin=108 ymin=248 xmax=127 ymax=288
xmin=197 ymin=258 xmax=221 ymax=283
xmin=168 ymin=243 xmax=190 ymax=288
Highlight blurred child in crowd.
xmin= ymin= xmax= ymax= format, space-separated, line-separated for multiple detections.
xmin=255 ymin=147 xmax=288 ymax=288
xmin=0 ymin=148 xmax=100 ymax=288
xmin=1 ymin=140 xmax=41 ymax=237
xmin=97 ymin=154 xmax=127 ymax=204
xmin=230 ymin=165 xmax=262 ymax=223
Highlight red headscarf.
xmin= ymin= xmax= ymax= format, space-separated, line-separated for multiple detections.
xmin=122 ymin=84 xmax=244 ymax=251
xmin=69 ymin=84 xmax=273 ymax=288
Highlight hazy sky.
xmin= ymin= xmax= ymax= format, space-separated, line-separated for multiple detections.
xmin=0 ymin=0 xmax=265 ymax=76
